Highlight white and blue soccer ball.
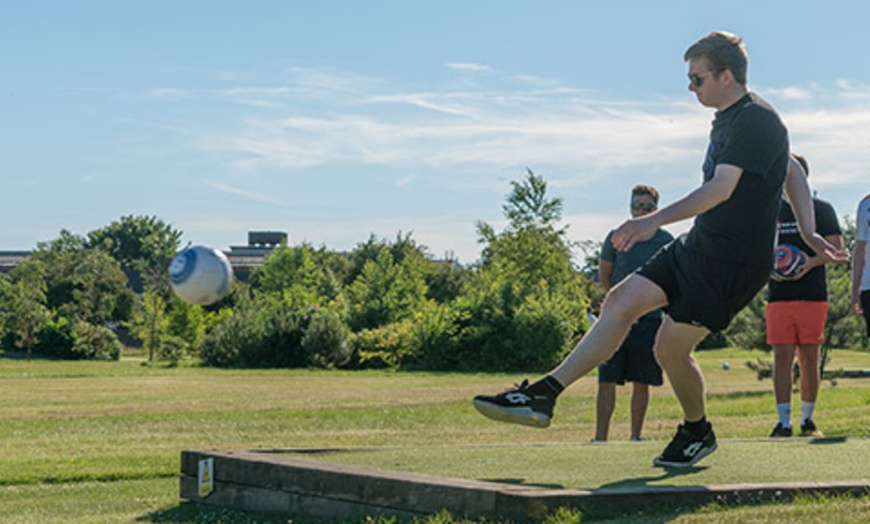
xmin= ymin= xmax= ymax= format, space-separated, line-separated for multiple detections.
xmin=168 ymin=245 xmax=233 ymax=305
xmin=773 ymin=244 xmax=807 ymax=279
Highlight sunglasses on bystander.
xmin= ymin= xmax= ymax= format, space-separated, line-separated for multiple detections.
xmin=631 ymin=202 xmax=656 ymax=212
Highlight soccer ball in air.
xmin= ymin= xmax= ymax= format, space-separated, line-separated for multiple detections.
xmin=773 ymin=244 xmax=807 ymax=279
xmin=168 ymin=245 xmax=233 ymax=305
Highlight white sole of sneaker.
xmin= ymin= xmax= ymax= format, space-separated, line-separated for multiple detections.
xmin=472 ymin=399 xmax=550 ymax=428
xmin=652 ymin=442 xmax=718 ymax=468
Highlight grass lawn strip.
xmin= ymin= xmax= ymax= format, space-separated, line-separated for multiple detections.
xmin=295 ymin=436 xmax=870 ymax=489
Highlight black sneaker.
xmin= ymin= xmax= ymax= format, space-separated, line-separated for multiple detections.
xmin=472 ymin=380 xmax=555 ymax=428
xmin=653 ymin=422 xmax=717 ymax=468
xmin=770 ymin=422 xmax=793 ymax=438
xmin=800 ymin=419 xmax=823 ymax=437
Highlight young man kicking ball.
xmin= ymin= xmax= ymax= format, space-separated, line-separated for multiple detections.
xmin=473 ymin=30 xmax=847 ymax=467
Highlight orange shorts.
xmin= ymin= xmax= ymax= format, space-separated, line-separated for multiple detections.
xmin=765 ymin=301 xmax=829 ymax=345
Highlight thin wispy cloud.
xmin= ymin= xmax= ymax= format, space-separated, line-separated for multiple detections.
xmin=284 ymin=66 xmax=386 ymax=95
xmin=446 ymin=62 xmax=493 ymax=73
xmin=166 ymin=70 xmax=867 ymax=205
xmin=204 ymin=179 xmax=290 ymax=206
xmin=209 ymin=84 xmax=708 ymax=185
xmin=175 ymin=68 xmax=870 ymax=260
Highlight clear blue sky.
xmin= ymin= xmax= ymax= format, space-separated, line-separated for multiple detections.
xmin=2 ymin=1 xmax=869 ymax=263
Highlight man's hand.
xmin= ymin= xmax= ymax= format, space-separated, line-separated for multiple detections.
xmin=803 ymin=233 xmax=849 ymax=266
xmin=771 ymin=254 xmax=820 ymax=282
xmin=611 ymin=215 xmax=658 ymax=252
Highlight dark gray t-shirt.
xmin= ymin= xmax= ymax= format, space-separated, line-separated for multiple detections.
xmin=685 ymin=92 xmax=789 ymax=269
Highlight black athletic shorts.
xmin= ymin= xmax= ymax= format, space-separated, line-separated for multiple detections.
xmin=636 ymin=235 xmax=769 ymax=332
xmin=598 ymin=315 xmax=663 ymax=386
xmin=862 ymin=290 xmax=870 ymax=337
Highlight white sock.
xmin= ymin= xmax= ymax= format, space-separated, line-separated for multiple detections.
xmin=777 ymin=402 xmax=792 ymax=428
xmin=801 ymin=401 xmax=815 ymax=424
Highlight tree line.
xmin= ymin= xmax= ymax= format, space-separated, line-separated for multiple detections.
xmin=0 ymin=171 xmax=865 ymax=369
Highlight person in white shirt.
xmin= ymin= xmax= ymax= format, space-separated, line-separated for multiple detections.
xmin=852 ymin=194 xmax=870 ymax=337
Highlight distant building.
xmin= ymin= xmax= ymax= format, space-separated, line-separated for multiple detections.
xmin=225 ymin=231 xmax=289 ymax=282
xmin=0 ymin=251 xmax=29 ymax=274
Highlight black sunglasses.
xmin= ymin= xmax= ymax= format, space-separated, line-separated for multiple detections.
xmin=687 ymin=68 xmax=725 ymax=87
xmin=631 ymin=202 xmax=656 ymax=212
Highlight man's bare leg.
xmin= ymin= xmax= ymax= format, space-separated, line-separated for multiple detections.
xmin=594 ymin=382 xmax=617 ymax=441
xmin=630 ymin=382 xmax=650 ymax=441
xmin=653 ymin=317 xmax=710 ymax=422
xmin=550 ymin=275 xmax=667 ymax=387
xmin=473 ymin=274 xmax=667 ymax=428
xmin=651 ymin=317 xmax=719 ymax=467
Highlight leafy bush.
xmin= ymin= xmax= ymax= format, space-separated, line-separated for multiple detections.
xmin=31 ymin=317 xmax=120 ymax=361
xmin=166 ymin=297 xmax=207 ymax=354
xmin=200 ymin=295 xmax=351 ymax=369
xmin=511 ymin=293 xmax=576 ymax=369
xmin=201 ymin=295 xmax=306 ymax=368
xmin=446 ymin=286 xmax=515 ymax=371
xmin=157 ymin=336 xmax=189 ymax=367
xmin=439 ymin=285 xmax=581 ymax=372
xmin=407 ymin=302 xmax=462 ymax=370
xmin=34 ymin=316 xmax=75 ymax=359
xmin=302 ymin=309 xmax=351 ymax=368
xmin=70 ymin=321 xmax=122 ymax=361
xmin=346 ymin=250 xmax=427 ymax=331
xmin=349 ymin=321 xmax=415 ymax=369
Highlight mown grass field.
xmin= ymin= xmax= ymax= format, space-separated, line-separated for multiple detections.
xmin=1 ymin=347 xmax=869 ymax=523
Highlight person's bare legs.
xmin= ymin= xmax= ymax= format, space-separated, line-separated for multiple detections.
xmin=772 ymin=344 xmax=797 ymax=405
xmin=796 ymin=343 xmax=822 ymax=435
xmin=653 ymin=317 xmax=710 ymax=423
xmin=594 ymin=382 xmax=617 ymax=441
xmin=550 ymin=275 xmax=667 ymax=387
xmin=630 ymin=382 xmax=650 ymax=440
xmin=649 ymin=316 xmax=721 ymax=467
xmin=472 ymin=274 xmax=667 ymax=429
xmin=796 ymin=344 xmax=820 ymax=404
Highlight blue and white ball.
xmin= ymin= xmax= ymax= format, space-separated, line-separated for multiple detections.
xmin=169 ymin=245 xmax=233 ymax=305
xmin=773 ymin=244 xmax=807 ymax=279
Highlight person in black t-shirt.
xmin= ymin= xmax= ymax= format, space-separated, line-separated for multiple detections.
xmin=766 ymin=154 xmax=842 ymax=439
xmin=472 ymin=31 xmax=848 ymax=468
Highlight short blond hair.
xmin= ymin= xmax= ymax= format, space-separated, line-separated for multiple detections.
xmin=684 ymin=31 xmax=748 ymax=86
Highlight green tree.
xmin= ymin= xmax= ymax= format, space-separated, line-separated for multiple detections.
xmin=29 ymin=231 xmax=135 ymax=324
xmin=347 ymin=233 xmax=425 ymax=283
xmin=125 ymin=289 xmax=169 ymax=363
xmin=454 ymin=169 xmax=588 ymax=371
xmin=346 ymin=232 xmax=465 ymax=304
xmin=249 ymin=243 xmax=345 ymax=311
xmin=2 ymin=263 xmax=50 ymax=358
xmin=346 ymin=250 xmax=428 ymax=331
xmin=476 ymin=169 xmax=578 ymax=292
xmin=423 ymin=256 xmax=469 ymax=304
xmin=166 ymin=296 xmax=208 ymax=354
xmin=502 ymin=167 xmax=564 ymax=231
xmin=87 ymin=215 xmax=182 ymax=273
xmin=87 ymin=215 xmax=182 ymax=294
